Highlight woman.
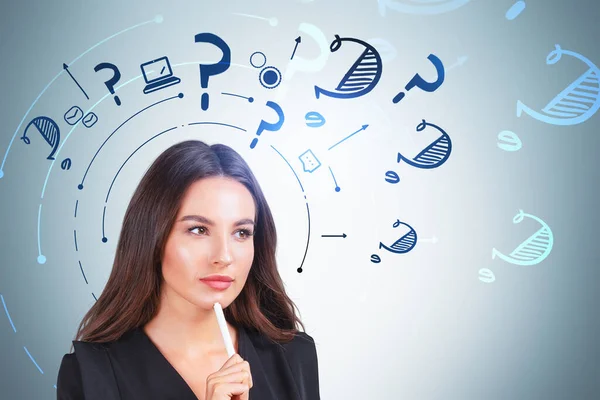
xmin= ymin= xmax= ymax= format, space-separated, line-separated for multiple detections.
xmin=57 ymin=140 xmax=320 ymax=400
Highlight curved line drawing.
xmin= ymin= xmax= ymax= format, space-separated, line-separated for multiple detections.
xmin=37 ymin=93 xmax=179 ymax=259
xmin=379 ymin=219 xmax=417 ymax=254
xmin=516 ymin=45 xmax=600 ymax=126
xmin=23 ymin=346 xmax=44 ymax=374
xmin=314 ymin=34 xmax=382 ymax=99
xmin=77 ymin=260 xmax=89 ymax=284
xmin=492 ymin=210 xmax=554 ymax=266
xmin=232 ymin=12 xmax=278 ymax=27
xmin=397 ymin=119 xmax=452 ymax=169
xmin=102 ymin=126 xmax=179 ymax=241
xmin=79 ymin=94 xmax=182 ymax=190
xmin=378 ymin=0 xmax=471 ymax=16
xmin=270 ymin=145 xmax=310 ymax=273
xmin=187 ymin=122 xmax=247 ymax=131
xmin=327 ymin=165 xmax=340 ymax=191
xmin=1 ymin=16 xmax=159 ymax=175
xmin=1 ymin=294 xmax=17 ymax=333
xmin=37 ymin=204 xmax=45 ymax=264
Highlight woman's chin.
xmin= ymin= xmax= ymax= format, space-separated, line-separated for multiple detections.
xmin=196 ymin=294 xmax=231 ymax=309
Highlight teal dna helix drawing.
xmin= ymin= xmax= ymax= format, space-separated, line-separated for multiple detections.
xmin=492 ymin=210 xmax=554 ymax=266
xmin=516 ymin=44 xmax=600 ymax=126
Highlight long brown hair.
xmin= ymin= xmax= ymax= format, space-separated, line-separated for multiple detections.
xmin=70 ymin=140 xmax=305 ymax=352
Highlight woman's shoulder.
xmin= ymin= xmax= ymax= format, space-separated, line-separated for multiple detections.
xmin=58 ymin=352 xmax=79 ymax=372
xmin=279 ymin=330 xmax=321 ymax=398
xmin=57 ymin=352 xmax=84 ymax=398
xmin=245 ymin=327 xmax=318 ymax=362
xmin=58 ymin=334 xmax=129 ymax=399
xmin=282 ymin=331 xmax=317 ymax=352
xmin=281 ymin=330 xmax=318 ymax=363
xmin=57 ymin=331 xmax=134 ymax=379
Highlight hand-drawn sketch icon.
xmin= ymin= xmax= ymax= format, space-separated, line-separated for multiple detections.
xmin=140 ymin=56 xmax=181 ymax=94
xmin=314 ymin=34 xmax=382 ymax=100
xmin=497 ymin=130 xmax=522 ymax=152
xmin=305 ymin=111 xmax=326 ymax=127
xmin=64 ymin=106 xmax=98 ymax=128
xmin=249 ymin=51 xmax=282 ymax=89
xmin=492 ymin=210 xmax=554 ymax=266
xmin=517 ymin=45 xmax=600 ymax=125
xmin=64 ymin=106 xmax=84 ymax=126
xmin=82 ymin=112 xmax=98 ymax=128
xmin=259 ymin=66 xmax=282 ymax=89
xmin=299 ymin=149 xmax=321 ymax=172
xmin=20 ymin=116 xmax=61 ymax=160
xmin=397 ymin=119 xmax=452 ymax=169
xmin=378 ymin=219 xmax=418 ymax=254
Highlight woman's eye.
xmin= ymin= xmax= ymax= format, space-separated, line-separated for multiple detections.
xmin=236 ymin=229 xmax=253 ymax=239
xmin=189 ymin=226 xmax=207 ymax=235
xmin=189 ymin=226 xmax=253 ymax=238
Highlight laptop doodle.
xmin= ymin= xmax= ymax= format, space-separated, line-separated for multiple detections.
xmin=140 ymin=56 xmax=181 ymax=94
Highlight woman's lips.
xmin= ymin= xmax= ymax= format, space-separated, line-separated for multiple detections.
xmin=200 ymin=280 xmax=232 ymax=290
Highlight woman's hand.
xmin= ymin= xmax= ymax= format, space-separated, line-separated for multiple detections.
xmin=205 ymin=353 xmax=254 ymax=400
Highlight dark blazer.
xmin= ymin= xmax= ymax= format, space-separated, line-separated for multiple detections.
xmin=56 ymin=324 xmax=320 ymax=400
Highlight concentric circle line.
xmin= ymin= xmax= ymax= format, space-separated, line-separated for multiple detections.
xmin=103 ymin=122 xmax=247 ymax=235
xmin=1 ymin=294 xmax=17 ymax=333
xmin=101 ymin=126 xmax=179 ymax=240
xmin=37 ymin=93 xmax=181 ymax=262
xmin=270 ymin=144 xmax=310 ymax=273
xmin=104 ymin=126 xmax=179 ymax=204
xmin=270 ymin=144 xmax=305 ymax=193
xmin=37 ymin=204 xmax=43 ymax=259
xmin=187 ymin=122 xmax=247 ymax=131
xmin=171 ymin=61 xmax=252 ymax=70
xmin=78 ymin=94 xmax=182 ymax=189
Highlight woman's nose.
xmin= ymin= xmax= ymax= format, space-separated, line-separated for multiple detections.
xmin=212 ymin=236 xmax=233 ymax=265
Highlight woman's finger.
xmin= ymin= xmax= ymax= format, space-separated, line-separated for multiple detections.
xmin=209 ymin=369 xmax=250 ymax=386
xmin=212 ymin=360 xmax=253 ymax=388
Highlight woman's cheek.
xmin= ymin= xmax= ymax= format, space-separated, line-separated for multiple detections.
xmin=173 ymin=242 xmax=203 ymax=275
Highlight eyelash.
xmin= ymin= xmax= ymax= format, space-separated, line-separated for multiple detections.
xmin=188 ymin=225 xmax=254 ymax=239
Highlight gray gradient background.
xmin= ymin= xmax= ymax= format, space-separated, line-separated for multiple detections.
xmin=1 ymin=0 xmax=599 ymax=399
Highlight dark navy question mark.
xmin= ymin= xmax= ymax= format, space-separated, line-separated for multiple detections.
xmin=251 ymin=101 xmax=285 ymax=149
xmin=94 ymin=62 xmax=122 ymax=106
xmin=194 ymin=32 xmax=231 ymax=110
xmin=393 ymin=54 xmax=444 ymax=103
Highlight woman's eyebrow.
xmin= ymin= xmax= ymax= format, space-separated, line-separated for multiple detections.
xmin=179 ymin=215 xmax=255 ymax=227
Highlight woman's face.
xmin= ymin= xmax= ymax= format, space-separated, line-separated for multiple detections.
xmin=161 ymin=176 xmax=256 ymax=310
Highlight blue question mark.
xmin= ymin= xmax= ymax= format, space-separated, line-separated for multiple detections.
xmin=393 ymin=54 xmax=445 ymax=103
xmin=251 ymin=101 xmax=285 ymax=149
xmin=94 ymin=62 xmax=122 ymax=106
xmin=194 ymin=32 xmax=231 ymax=110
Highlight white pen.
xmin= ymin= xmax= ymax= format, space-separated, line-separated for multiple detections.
xmin=213 ymin=302 xmax=235 ymax=357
